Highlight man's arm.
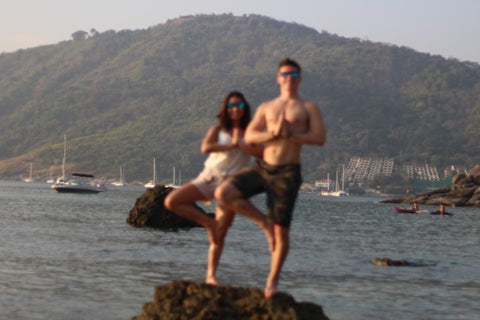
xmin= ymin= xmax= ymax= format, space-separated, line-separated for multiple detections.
xmin=289 ymin=102 xmax=326 ymax=146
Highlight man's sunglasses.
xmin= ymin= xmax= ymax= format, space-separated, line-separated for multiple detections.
xmin=280 ymin=71 xmax=300 ymax=78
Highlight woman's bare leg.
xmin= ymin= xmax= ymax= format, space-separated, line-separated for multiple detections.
xmin=164 ymin=183 xmax=216 ymax=244
xmin=205 ymin=205 xmax=235 ymax=285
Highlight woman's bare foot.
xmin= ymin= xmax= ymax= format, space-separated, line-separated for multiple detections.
xmin=205 ymin=275 xmax=219 ymax=286
xmin=264 ymin=281 xmax=278 ymax=298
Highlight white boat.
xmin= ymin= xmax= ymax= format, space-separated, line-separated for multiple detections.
xmin=51 ymin=173 xmax=106 ymax=193
xmin=23 ymin=163 xmax=34 ymax=182
xmin=46 ymin=166 xmax=55 ymax=184
xmin=52 ymin=134 xmax=69 ymax=185
xmin=112 ymin=164 xmax=126 ymax=186
xmin=144 ymin=157 xmax=158 ymax=188
xmin=165 ymin=166 xmax=180 ymax=189
xmin=321 ymin=166 xmax=349 ymax=196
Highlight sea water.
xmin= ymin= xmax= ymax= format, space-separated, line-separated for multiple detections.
xmin=0 ymin=180 xmax=479 ymax=320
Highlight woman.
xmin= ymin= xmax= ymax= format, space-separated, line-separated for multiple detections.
xmin=164 ymin=91 xmax=263 ymax=285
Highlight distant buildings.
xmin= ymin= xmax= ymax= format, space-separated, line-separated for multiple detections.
xmin=344 ymin=157 xmax=394 ymax=184
xmin=328 ymin=157 xmax=466 ymax=186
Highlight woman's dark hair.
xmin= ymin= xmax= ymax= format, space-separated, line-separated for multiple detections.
xmin=217 ymin=91 xmax=251 ymax=130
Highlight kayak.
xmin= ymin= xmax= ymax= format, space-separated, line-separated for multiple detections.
xmin=393 ymin=207 xmax=454 ymax=215
xmin=428 ymin=210 xmax=454 ymax=216
xmin=393 ymin=207 xmax=417 ymax=214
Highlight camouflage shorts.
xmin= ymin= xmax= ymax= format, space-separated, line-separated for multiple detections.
xmin=229 ymin=160 xmax=302 ymax=228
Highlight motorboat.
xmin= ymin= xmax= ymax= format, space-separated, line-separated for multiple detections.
xmin=51 ymin=173 xmax=106 ymax=193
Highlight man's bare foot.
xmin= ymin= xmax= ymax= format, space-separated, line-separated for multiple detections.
xmin=205 ymin=275 xmax=219 ymax=286
xmin=263 ymin=222 xmax=275 ymax=252
xmin=264 ymin=281 xmax=278 ymax=298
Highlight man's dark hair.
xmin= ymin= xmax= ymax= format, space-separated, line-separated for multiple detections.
xmin=278 ymin=58 xmax=301 ymax=73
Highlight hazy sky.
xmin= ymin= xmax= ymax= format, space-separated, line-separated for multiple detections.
xmin=2 ymin=0 xmax=479 ymax=63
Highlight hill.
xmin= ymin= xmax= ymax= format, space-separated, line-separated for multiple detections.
xmin=0 ymin=14 xmax=479 ymax=183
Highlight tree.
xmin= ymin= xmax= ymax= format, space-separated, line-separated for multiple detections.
xmin=71 ymin=30 xmax=88 ymax=41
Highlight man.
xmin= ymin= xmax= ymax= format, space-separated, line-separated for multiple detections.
xmin=215 ymin=58 xmax=327 ymax=298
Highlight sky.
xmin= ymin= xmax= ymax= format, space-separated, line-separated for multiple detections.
xmin=2 ymin=0 xmax=479 ymax=63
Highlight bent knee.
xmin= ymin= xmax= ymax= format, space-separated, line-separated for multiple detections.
xmin=214 ymin=183 xmax=228 ymax=202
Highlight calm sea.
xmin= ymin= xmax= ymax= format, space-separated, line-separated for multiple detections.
xmin=1 ymin=180 xmax=479 ymax=320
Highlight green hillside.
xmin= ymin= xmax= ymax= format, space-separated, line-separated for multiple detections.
xmin=0 ymin=14 xmax=479 ymax=183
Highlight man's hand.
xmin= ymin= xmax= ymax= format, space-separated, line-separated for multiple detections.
xmin=271 ymin=110 xmax=289 ymax=139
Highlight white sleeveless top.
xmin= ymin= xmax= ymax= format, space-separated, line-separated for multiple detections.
xmin=203 ymin=129 xmax=251 ymax=177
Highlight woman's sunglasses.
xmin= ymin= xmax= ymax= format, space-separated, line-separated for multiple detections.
xmin=227 ymin=102 xmax=245 ymax=109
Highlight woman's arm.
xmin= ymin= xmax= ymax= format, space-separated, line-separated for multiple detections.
xmin=201 ymin=125 xmax=238 ymax=153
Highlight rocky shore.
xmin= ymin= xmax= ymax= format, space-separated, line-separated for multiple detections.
xmin=382 ymin=164 xmax=480 ymax=207
xmin=131 ymin=280 xmax=329 ymax=320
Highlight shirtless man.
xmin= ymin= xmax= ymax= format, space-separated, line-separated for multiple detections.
xmin=215 ymin=58 xmax=326 ymax=298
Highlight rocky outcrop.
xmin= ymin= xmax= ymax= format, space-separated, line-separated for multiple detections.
xmin=126 ymin=185 xmax=213 ymax=228
xmin=371 ymin=258 xmax=410 ymax=266
xmin=131 ymin=280 xmax=330 ymax=320
xmin=383 ymin=165 xmax=480 ymax=207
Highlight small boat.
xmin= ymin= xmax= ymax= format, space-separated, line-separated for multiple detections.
xmin=428 ymin=210 xmax=454 ymax=216
xmin=51 ymin=173 xmax=106 ymax=193
xmin=46 ymin=166 xmax=55 ymax=183
xmin=393 ymin=206 xmax=454 ymax=216
xmin=144 ymin=157 xmax=158 ymax=189
xmin=24 ymin=163 xmax=34 ymax=182
xmin=165 ymin=166 xmax=181 ymax=189
xmin=112 ymin=164 xmax=127 ymax=186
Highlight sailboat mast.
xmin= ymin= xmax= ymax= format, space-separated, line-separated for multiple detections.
xmin=153 ymin=157 xmax=157 ymax=184
xmin=335 ymin=171 xmax=339 ymax=192
xmin=62 ymin=134 xmax=67 ymax=179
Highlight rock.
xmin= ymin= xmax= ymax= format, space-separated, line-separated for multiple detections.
xmin=371 ymin=258 xmax=410 ymax=266
xmin=126 ymin=185 xmax=213 ymax=228
xmin=466 ymin=165 xmax=480 ymax=185
xmin=131 ymin=280 xmax=330 ymax=320
xmin=452 ymin=173 xmax=467 ymax=186
xmin=382 ymin=164 xmax=480 ymax=208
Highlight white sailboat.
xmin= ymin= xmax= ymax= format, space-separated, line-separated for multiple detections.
xmin=54 ymin=134 xmax=68 ymax=184
xmin=51 ymin=135 xmax=106 ymax=193
xmin=52 ymin=172 xmax=106 ymax=193
xmin=46 ymin=166 xmax=55 ymax=183
xmin=144 ymin=157 xmax=158 ymax=188
xmin=23 ymin=163 xmax=34 ymax=182
xmin=166 ymin=166 xmax=180 ymax=189
xmin=321 ymin=166 xmax=349 ymax=196
xmin=112 ymin=164 xmax=127 ymax=186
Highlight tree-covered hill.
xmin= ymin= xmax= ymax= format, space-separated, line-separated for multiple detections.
xmin=0 ymin=14 xmax=479 ymax=183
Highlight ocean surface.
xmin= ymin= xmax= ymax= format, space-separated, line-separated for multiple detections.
xmin=1 ymin=180 xmax=479 ymax=320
